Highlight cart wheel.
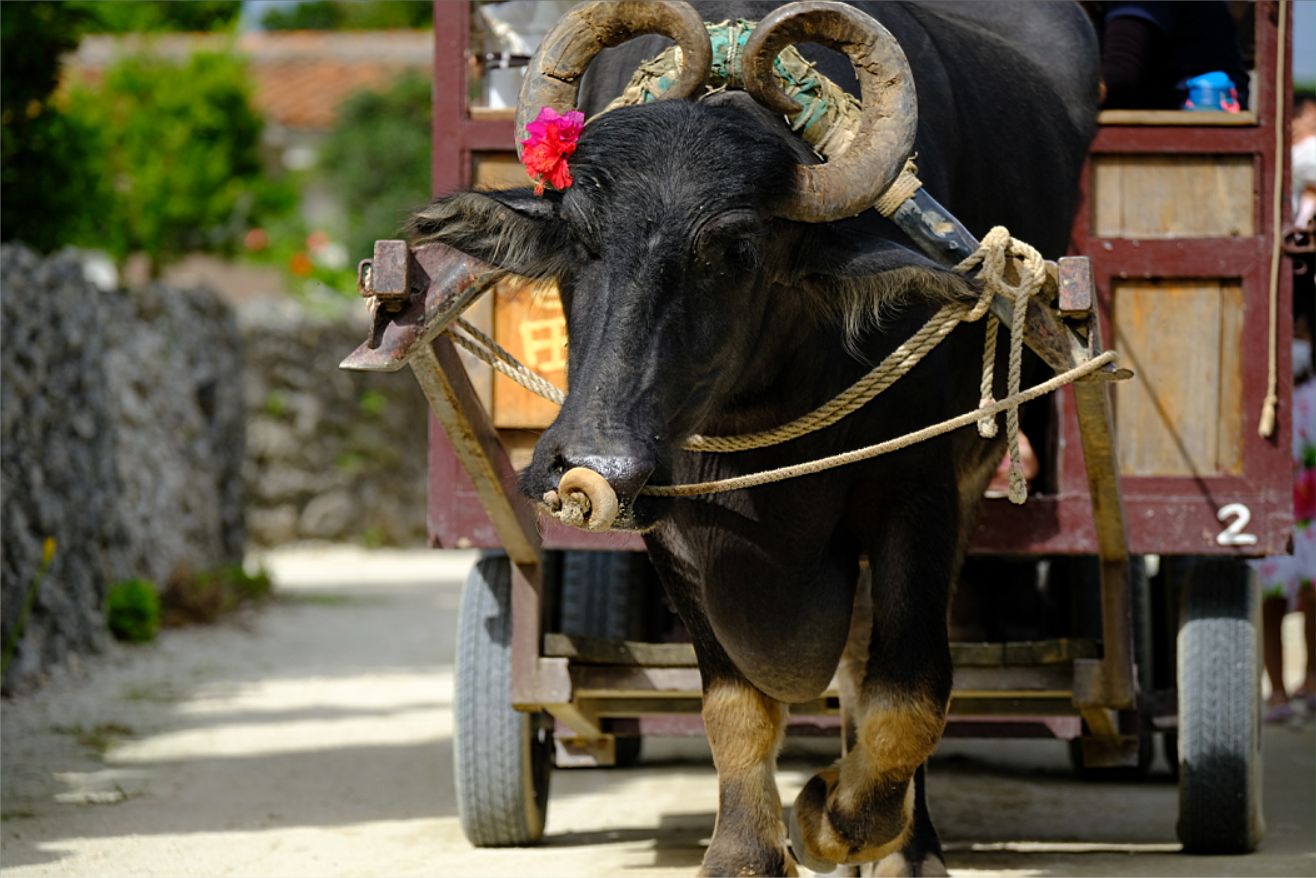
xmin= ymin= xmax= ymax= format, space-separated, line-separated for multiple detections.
xmin=1176 ymin=557 xmax=1264 ymax=854
xmin=560 ymin=550 xmax=653 ymax=766
xmin=455 ymin=553 xmax=553 ymax=846
xmin=560 ymin=550 xmax=651 ymax=641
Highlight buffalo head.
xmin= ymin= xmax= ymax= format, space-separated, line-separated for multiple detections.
xmin=410 ymin=1 xmax=978 ymax=530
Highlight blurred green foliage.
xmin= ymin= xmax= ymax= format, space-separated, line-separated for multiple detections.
xmin=260 ymin=1 xmax=432 ymax=31
xmin=162 ymin=565 xmax=273 ymax=627
xmin=2 ymin=2 xmax=291 ymax=270
xmin=0 ymin=2 xmax=108 ymax=251
xmin=106 ymin=579 xmax=161 ymax=644
xmin=70 ymin=1 xmax=242 ymax=34
xmin=63 ymin=51 xmax=296 ymax=275
xmin=319 ymin=72 xmax=432 ymax=263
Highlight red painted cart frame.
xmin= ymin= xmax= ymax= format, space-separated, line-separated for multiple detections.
xmin=358 ymin=2 xmax=1297 ymax=770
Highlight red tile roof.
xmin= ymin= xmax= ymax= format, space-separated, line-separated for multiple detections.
xmin=65 ymin=31 xmax=432 ymax=131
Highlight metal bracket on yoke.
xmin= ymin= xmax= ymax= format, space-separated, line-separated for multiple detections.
xmin=342 ymin=240 xmax=504 ymax=373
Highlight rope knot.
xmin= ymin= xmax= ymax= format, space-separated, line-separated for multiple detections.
xmin=954 ymin=226 xmax=1047 ymax=505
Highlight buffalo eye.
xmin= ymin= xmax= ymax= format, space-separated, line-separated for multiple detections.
xmin=694 ymin=211 xmax=763 ymax=271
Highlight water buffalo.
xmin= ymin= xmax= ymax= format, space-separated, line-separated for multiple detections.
xmin=413 ymin=1 xmax=1098 ymax=874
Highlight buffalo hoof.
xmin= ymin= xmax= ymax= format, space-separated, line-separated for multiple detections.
xmin=788 ymin=769 xmax=913 ymax=872
xmin=698 ymin=845 xmax=797 ymax=877
xmin=866 ymin=850 xmax=948 ymax=877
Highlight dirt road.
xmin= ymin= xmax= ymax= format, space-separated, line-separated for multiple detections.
xmin=2 ymin=546 xmax=1312 ymax=877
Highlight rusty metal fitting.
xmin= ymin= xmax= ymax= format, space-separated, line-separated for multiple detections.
xmin=358 ymin=239 xmax=413 ymax=312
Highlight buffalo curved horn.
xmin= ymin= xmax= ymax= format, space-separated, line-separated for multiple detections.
xmin=741 ymin=1 xmax=917 ymax=223
xmin=515 ymin=0 xmax=712 ymax=160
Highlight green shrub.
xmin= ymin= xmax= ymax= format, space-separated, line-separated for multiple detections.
xmin=260 ymin=1 xmax=431 ymax=31
xmin=162 ymin=565 xmax=273 ymax=627
xmin=0 ymin=2 xmax=109 ymax=252
xmin=318 ymin=72 xmax=432 ymax=265
xmin=64 ymin=50 xmax=295 ymax=275
xmin=106 ymin=579 xmax=161 ymax=644
xmin=70 ymin=1 xmax=242 ymax=34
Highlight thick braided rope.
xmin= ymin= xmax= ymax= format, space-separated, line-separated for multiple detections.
xmin=683 ymin=298 xmax=978 ymax=452
xmin=954 ymin=226 xmax=1048 ymax=504
xmin=642 ymin=351 xmax=1117 ymax=497
xmin=455 ymin=228 xmax=1046 ymax=481
xmin=977 ymin=316 xmax=999 ymax=438
xmin=447 ymin=319 xmax=567 ymax=405
xmin=874 ymin=159 xmax=923 ymax=217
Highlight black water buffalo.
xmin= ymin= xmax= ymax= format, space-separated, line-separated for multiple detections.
xmin=413 ymin=2 xmax=1098 ymax=874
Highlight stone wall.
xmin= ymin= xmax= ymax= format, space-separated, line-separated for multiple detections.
xmin=238 ymin=299 xmax=429 ymax=548
xmin=1 ymin=246 xmax=431 ymax=691
xmin=1 ymin=245 xmax=246 ymax=692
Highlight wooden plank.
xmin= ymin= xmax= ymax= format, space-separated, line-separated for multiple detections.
xmin=410 ymin=337 xmax=541 ymax=564
xmin=1090 ymin=155 xmax=1253 ymax=238
xmin=1216 ymin=287 xmax=1246 ymax=474
xmin=1112 ymin=278 xmax=1244 ymax=476
xmin=544 ymin=633 xmax=698 ymax=667
xmin=1003 ymin=638 xmax=1098 ymax=665
xmin=544 ymin=633 xmax=1096 ymax=669
xmin=492 ymin=284 xmax=568 ymax=429
xmin=1091 ymin=157 xmax=1122 ymax=240
xmin=1097 ymin=110 xmax=1256 ymax=127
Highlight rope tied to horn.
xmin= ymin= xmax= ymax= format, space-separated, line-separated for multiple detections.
xmin=604 ymin=19 xmax=863 ymax=160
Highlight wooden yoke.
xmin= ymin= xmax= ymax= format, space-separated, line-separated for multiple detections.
xmin=342 ymin=240 xmax=572 ymax=716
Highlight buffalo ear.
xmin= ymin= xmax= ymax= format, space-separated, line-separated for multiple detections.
xmin=793 ymin=226 xmax=980 ymax=342
xmin=407 ymin=188 xmax=570 ymax=280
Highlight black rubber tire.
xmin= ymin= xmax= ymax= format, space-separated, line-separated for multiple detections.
xmin=1176 ymin=557 xmax=1264 ymax=854
xmin=559 ymin=551 xmax=653 ymax=766
xmin=454 ymin=553 xmax=553 ymax=846
xmin=559 ymin=550 xmax=651 ymax=641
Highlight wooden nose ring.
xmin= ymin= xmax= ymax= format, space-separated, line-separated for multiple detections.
xmin=557 ymin=466 xmax=620 ymax=531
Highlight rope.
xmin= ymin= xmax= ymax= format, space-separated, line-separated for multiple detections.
xmin=978 ymin=316 xmax=999 ymax=438
xmin=684 ymin=300 xmax=972 ymax=452
xmin=452 ymin=226 xmax=1056 ymax=503
xmin=1258 ymin=0 xmax=1288 ymax=438
xmin=641 ymin=351 xmax=1117 ymax=497
xmin=874 ymin=159 xmax=923 ymax=217
xmin=954 ymin=226 xmax=1048 ymax=504
xmin=447 ymin=318 xmax=566 ymax=405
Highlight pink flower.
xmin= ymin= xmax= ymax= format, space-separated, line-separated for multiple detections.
xmin=521 ymin=106 xmax=585 ymax=195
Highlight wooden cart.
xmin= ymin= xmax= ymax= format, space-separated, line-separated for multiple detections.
xmin=343 ymin=0 xmax=1298 ymax=856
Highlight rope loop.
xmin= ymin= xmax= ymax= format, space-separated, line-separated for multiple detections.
xmin=953 ymin=226 xmax=1048 ymax=504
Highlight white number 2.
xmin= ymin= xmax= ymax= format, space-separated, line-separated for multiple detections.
xmin=1216 ymin=503 xmax=1258 ymax=547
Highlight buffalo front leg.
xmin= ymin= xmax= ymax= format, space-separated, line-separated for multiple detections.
xmin=790 ymin=479 xmax=955 ymax=873
xmin=701 ymin=675 xmax=795 ymax=877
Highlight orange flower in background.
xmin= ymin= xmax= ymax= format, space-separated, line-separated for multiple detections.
xmin=289 ymin=251 xmax=313 ymax=277
xmin=244 ymin=228 xmax=268 ymax=252
xmin=521 ymin=106 xmax=584 ymax=195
